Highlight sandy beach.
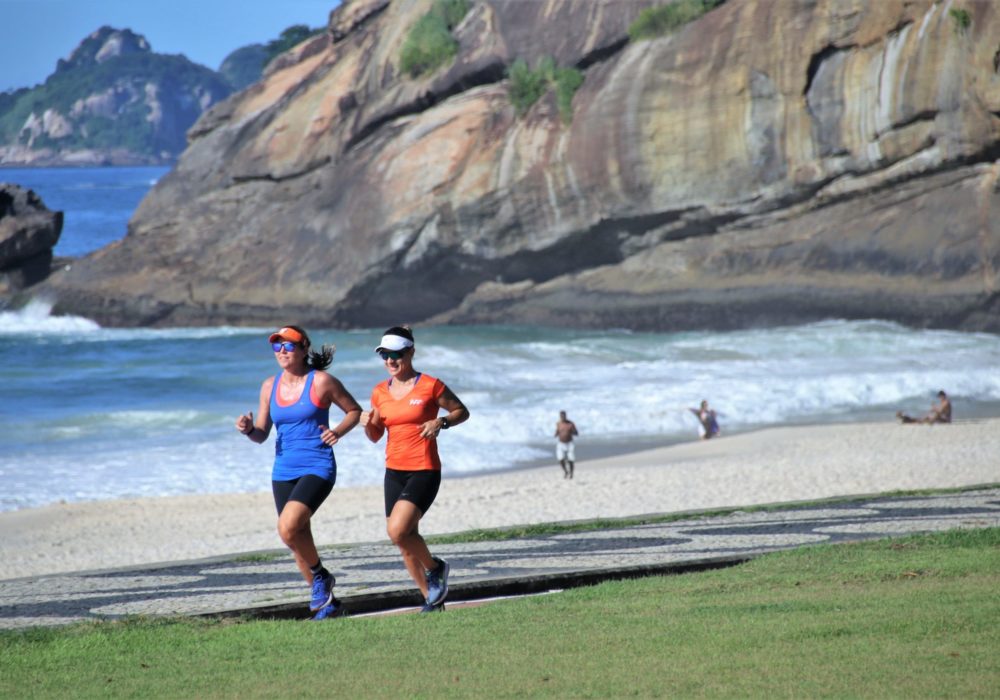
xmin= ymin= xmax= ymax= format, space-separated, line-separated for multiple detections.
xmin=2 ymin=419 xmax=998 ymax=581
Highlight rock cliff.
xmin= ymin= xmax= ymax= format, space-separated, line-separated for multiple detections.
xmin=40 ymin=0 xmax=1000 ymax=332
xmin=0 ymin=184 xmax=63 ymax=295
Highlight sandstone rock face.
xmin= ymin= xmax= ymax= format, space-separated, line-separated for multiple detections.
xmin=42 ymin=0 xmax=1000 ymax=331
xmin=0 ymin=184 xmax=63 ymax=295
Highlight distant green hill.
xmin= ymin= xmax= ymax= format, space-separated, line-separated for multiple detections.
xmin=219 ymin=24 xmax=325 ymax=92
xmin=0 ymin=24 xmax=326 ymax=166
xmin=218 ymin=44 xmax=269 ymax=92
xmin=0 ymin=27 xmax=232 ymax=165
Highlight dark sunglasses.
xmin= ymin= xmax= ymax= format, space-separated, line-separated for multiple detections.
xmin=272 ymin=341 xmax=298 ymax=352
xmin=378 ymin=349 xmax=407 ymax=360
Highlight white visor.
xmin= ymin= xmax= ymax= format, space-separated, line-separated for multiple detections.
xmin=375 ymin=334 xmax=414 ymax=353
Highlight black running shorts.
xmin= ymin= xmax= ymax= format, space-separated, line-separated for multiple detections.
xmin=272 ymin=474 xmax=334 ymax=515
xmin=384 ymin=468 xmax=441 ymax=517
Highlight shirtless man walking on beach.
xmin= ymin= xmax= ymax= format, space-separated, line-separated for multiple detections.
xmin=555 ymin=411 xmax=579 ymax=479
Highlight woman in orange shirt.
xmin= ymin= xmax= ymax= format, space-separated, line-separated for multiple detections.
xmin=360 ymin=326 xmax=469 ymax=612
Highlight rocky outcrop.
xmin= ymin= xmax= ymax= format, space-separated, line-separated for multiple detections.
xmin=0 ymin=27 xmax=232 ymax=166
xmin=40 ymin=0 xmax=1000 ymax=332
xmin=0 ymin=184 xmax=63 ymax=295
xmin=436 ymin=163 xmax=1000 ymax=331
xmin=54 ymin=26 xmax=151 ymax=72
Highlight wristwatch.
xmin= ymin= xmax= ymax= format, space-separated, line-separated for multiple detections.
xmin=439 ymin=417 xmax=450 ymax=430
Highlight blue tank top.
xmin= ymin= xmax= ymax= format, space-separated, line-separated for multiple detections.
xmin=269 ymin=370 xmax=336 ymax=483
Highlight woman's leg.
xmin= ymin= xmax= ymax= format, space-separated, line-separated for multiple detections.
xmin=278 ymin=500 xmax=320 ymax=583
xmin=386 ymin=499 xmax=435 ymax=597
xmin=273 ymin=475 xmax=334 ymax=584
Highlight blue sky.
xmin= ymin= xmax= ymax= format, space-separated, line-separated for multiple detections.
xmin=0 ymin=0 xmax=340 ymax=92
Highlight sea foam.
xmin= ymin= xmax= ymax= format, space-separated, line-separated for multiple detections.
xmin=1 ymin=309 xmax=998 ymax=511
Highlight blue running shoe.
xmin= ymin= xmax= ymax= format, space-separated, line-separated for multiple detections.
xmin=424 ymin=557 xmax=450 ymax=607
xmin=312 ymin=600 xmax=346 ymax=621
xmin=420 ymin=601 xmax=445 ymax=613
xmin=310 ymin=571 xmax=335 ymax=611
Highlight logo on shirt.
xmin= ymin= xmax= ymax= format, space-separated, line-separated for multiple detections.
xmin=409 ymin=399 xmax=424 ymax=406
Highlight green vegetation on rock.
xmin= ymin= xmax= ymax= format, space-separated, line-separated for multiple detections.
xmin=263 ymin=25 xmax=325 ymax=66
xmin=399 ymin=0 xmax=469 ymax=78
xmin=628 ymin=0 xmax=723 ymax=41
xmin=508 ymin=56 xmax=584 ymax=123
xmin=949 ymin=8 xmax=972 ymax=34
xmin=508 ymin=59 xmax=547 ymax=115
xmin=0 ymin=88 xmax=28 ymax=117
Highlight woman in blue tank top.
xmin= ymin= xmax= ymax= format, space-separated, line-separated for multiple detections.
xmin=235 ymin=325 xmax=361 ymax=620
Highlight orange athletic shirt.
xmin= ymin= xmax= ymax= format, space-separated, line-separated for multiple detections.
xmin=371 ymin=374 xmax=446 ymax=471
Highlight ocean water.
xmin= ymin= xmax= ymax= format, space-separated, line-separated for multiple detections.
xmin=0 ymin=166 xmax=169 ymax=257
xmin=3 ymin=301 xmax=999 ymax=512
xmin=1 ymin=168 xmax=999 ymax=512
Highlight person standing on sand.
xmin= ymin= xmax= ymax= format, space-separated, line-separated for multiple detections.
xmin=897 ymin=390 xmax=952 ymax=424
xmin=689 ymin=400 xmax=721 ymax=440
xmin=235 ymin=325 xmax=361 ymax=621
xmin=360 ymin=326 xmax=470 ymax=613
xmin=555 ymin=410 xmax=579 ymax=479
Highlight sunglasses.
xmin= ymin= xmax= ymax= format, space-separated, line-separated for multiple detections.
xmin=272 ymin=341 xmax=298 ymax=352
xmin=378 ymin=349 xmax=407 ymax=360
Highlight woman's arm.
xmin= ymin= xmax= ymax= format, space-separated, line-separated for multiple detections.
xmin=315 ymin=373 xmax=362 ymax=446
xmin=322 ymin=375 xmax=361 ymax=446
xmin=420 ymin=384 xmax=470 ymax=439
xmin=360 ymin=406 xmax=385 ymax=443
xmin=235 ymin=378 xmax=274 ymax=444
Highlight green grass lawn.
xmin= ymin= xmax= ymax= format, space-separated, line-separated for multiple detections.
xmin=3 ymin=528 xmax=998 ymax=698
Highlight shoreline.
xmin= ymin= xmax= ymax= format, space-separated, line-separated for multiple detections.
xmin=459 ymin=409 xmax=1000 ymax=480
xmin=2 ymin=419 xmax=998 ymax=580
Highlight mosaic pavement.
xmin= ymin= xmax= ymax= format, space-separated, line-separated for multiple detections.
xmin=1 ymin=488 xmax=997 ymax=629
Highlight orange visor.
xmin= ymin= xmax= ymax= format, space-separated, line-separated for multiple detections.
xmin=268 ymin=327 xmax=304 ymax=344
